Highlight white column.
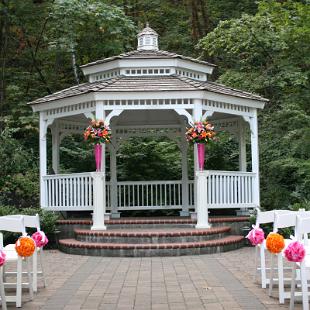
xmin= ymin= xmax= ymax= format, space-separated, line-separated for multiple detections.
xmin=180 ymin=139 xmax=189 ymax=216
xmin=39 ymin=113 xmax=48 ymax=208
xmin=91 ymin=172 xmax=106 ymax=230
xmin=195 ymin=171 xmax=210 ymax=228
xmin=238 ymin=120 xmax=247 ymax=172
xmin=250 ymin=110 xmax=260 ymax=207
xmin=193 ymin=99 xmax=203 ymax=212
xmin=96 ymin=101 xmax=106 ymax=173
xmin=51 ymin=121 xmax=60 ymax=174
xmin=91 ymin=101 xmax=107 ymax=229
xmin=110 ymin=141 xmax=120 ymax=218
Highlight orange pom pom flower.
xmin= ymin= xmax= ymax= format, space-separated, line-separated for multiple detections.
xmin=15 ymin=236 xmax=36 ymax=257
xmin=266 ymin=233 xmax=285 ymax=254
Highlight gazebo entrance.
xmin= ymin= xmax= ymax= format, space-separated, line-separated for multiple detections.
xmin=29 ymin=25 xmax=267 ymax=231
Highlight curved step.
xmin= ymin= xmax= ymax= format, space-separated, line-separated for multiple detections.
xmin=75 ymin=226 xmax=231 ymax=243
xmin=59 ymin=235 xmax=245 ymax=257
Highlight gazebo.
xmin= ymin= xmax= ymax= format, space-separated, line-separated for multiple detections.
xmin=28 ymin=25 xmax=267 ymax=230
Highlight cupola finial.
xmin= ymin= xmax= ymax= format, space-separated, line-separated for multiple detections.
xmin=137 ymin=24 xmax=158 ymax=51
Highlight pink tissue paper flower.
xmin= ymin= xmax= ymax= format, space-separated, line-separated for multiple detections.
xmin=246 ymin=225 xmax=265 ymax=246
xmin=32 ymin=231 xmax=49 ymax=248
xmin=0 ymin=250 xmax=6 ymax=266
xmin=284 ymin=241 xmax=306 ymax=263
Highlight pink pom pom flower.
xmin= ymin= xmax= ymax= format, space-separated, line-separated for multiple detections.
xmin=284 ymin=241 xmax=306 ymax=263
xmin=0 ymin=250 xmax=6 ymax=267
xmin=246 ymin=225 xmax=265 ymax=246
xmin=31 ymin=231 xmax=48 ymax=248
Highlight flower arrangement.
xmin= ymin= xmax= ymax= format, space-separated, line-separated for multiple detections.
xmin=246 ymin=225 xmax=265 ymax=246
xmin=0 ymin=250 xmax=6 ymax=266
xmin=266 ymin=233 xmax=285 ymax=254
xmin=15 ymin=236 xmax=36 ymax=257
xmin=185 ymin=120 xmax=216 ymax=144
xmin=32 ymin=231 xmax=49 ymax=248
xmin=284 ymin=241 xmax=306 ymax=262
xmin=84 ymin=119 xmax=111 ymax=145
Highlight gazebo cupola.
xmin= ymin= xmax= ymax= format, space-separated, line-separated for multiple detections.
xmin=137 ymin=23 xmax=159 ymax=51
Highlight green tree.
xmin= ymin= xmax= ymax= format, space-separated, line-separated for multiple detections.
xmin=199 ymin=0 xmax=310 ymax=209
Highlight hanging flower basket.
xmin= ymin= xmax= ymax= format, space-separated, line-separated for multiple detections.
xmin=185 ymin=120 xmax=216 ymax=170
xmin=84 ymin=119 xmax=111 ymax=171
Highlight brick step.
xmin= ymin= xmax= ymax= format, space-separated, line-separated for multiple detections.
xmin=56 ymin=216 xmax=249 ymax=226
xmin=59 ymin=235 xmax=245 ymax=257
xmin=74 ymin=226 xmax=231 ymax=243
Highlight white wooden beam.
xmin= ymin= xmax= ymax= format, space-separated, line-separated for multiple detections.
xmin=39 ymin=112 xmax=48 ymax=208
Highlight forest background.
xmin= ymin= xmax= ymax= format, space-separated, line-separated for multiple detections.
xmin=0 ymin=0 xmax=309 ymax=214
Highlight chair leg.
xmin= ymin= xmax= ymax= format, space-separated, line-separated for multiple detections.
xmin=253 ymin=246 xmax=258 ymax=282
xmin=277 ymin=254 xmax=285 ymax=304
xmin=300 ymin=263 xmax=309 ymax=310
xmin=16 ymin=257 xmax=22 ymax=308
xmin=260 ymin=245 xmax=267 ymax=288
xmin=33 ymin=250 xmax=38 ymax=293
xmin=39 ymin=250 xmax=47 ymax=288
xmin=0 ymin=267 xmax=7 ymax=310
xmin=26 ymin=258 xmax=33 ymax=301
xmin=268 ymin=254 xmax=275 ymax=296
xmin=290 ymin=264 xmax=297 ymax=310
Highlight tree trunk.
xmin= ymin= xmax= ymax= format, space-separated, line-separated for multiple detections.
xmin=71 ymin=44 xmax=79 ymax=85
xmin=0 ymin=0 xmax=8 ymax=132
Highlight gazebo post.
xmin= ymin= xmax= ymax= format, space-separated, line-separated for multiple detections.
xmin=193 ymin=99 xmax=203 ymax=211
xmin=110 ymin=139 xmax=120 ymax=218
xmin=180 ymin=138 xmax=189 ymax=216
xmin=192 ymin=99 xmax=211 ymax=228
xmin=238 ymin=120 xmax=247 ymax=172
xmin=250 ymin=110 xmax=260 ymax=208
xmin=91 ymin=101 xmax=107 ymax=230
xmin=51 ymin=121 xmax=60 ymax=174
xmin=39 ymin=112 xmax=48 ymax=208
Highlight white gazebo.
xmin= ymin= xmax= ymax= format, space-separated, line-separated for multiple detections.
xmin=28 ymin=25 xmax=268 ymax=230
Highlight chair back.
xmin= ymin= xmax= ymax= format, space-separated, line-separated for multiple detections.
xmin=3 ymin=214 xmax=40 ymax=230
xmin=0 ymin=216 xmax=26 ymax=248
xmin=256 ymin=209 xmax=291 ymax=226
xmin=295 ymin=215 xmax=310 ymax=242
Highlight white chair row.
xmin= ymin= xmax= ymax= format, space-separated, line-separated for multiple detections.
xmin=0 ymin=214 xmax=46 ymax=308
xmin=253 ymin=208 xmax=310 ymax=309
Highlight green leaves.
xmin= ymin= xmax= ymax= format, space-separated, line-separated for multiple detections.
xmin=199 ymin=0 xmax=310 ymax=210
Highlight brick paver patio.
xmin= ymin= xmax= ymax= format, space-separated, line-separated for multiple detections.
xmin=7 ymin=247 xmax=302 ymax=309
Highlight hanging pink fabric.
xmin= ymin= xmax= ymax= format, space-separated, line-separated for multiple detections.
xmin=94 ymin=144 xmax=102 ymax=171
xmin=197 ymin=143 xmax=205 ymax=171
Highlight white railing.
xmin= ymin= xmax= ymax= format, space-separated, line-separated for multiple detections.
xmin=42 ymin=171 xmax=256 ymax=211
xmin=112 ymin=180 xmax=194 ymax=210
xmin=43 ymin=172 xmax=94 ymax=210
xmin=204 ymin=170 xmax=256 ymax=208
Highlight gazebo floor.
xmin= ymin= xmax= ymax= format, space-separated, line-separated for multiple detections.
xmin=57 ymin=216 xmax=249 ymax=257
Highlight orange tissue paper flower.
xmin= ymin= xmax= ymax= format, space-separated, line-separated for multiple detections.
xmin=15 ymin=236 xmax=36 ymax=257
xmin=266 ymin=233 xmax=285 ymax=254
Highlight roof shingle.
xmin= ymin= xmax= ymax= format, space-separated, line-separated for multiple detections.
xmin=28 ymin=75 xmax=268 ymax=105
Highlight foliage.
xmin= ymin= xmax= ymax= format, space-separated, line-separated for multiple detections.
xmin=199 ymin=0 xmax=310 ymax=210
xmin=0 ymin=0 xmax=308 ymax=214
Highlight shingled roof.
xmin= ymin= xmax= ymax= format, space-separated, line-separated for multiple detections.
xmin=28 ymin=75 xmax=268 ymax=105
xmin=80 ymin=50 xmax=216 ymax=69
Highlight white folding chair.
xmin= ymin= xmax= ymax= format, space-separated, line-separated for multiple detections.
xmin=4 ymin=214 xmax=46 ymax=292
xmin=0 ymin=238 xmax=7 ymax=310
xmin=0 ymin=216 xmax=33 ymax=308
xmin=254 ymin=208 xmax=292 ymax=288
xmin=290 ymin=215 xmax=310 ymax=310
xmin=268 ymin=210 xmax=310 ymax=303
